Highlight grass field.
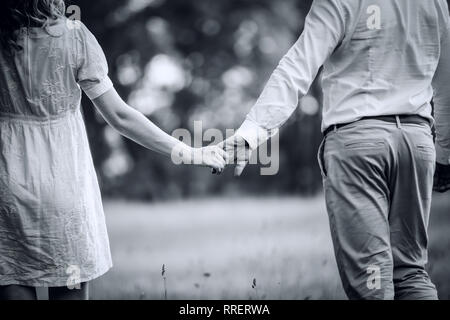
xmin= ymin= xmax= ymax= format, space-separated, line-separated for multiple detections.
xmin=87 ymin=194 xmax=450 ymax=300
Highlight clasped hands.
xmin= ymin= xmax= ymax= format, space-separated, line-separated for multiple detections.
xmin=187 ymin=135 xmax=251 ymax=176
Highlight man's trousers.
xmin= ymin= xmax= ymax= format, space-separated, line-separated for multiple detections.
xmin=318 ymin=118 xmax=438 ymax=300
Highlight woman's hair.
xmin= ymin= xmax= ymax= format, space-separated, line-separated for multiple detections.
xmin=0 ymin=0 xmax=66 ymax=51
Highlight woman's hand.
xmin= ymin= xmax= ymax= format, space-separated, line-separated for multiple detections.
xmin=193 ymin=145 xmax=229 ymax=174
xmin=171 ymin=144 xmax=229 ymax=173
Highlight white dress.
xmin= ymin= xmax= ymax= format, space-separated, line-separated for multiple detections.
xmin=0 ymin=18 xmax=113 ymax=287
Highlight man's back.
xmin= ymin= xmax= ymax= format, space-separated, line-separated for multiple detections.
xmin=322 ymin=0 xmax=450 ymax=130
xmin=238 ymin=0 xmax=450 ymax=149
xmin=234 ymin=0 xmax=449 ymax=300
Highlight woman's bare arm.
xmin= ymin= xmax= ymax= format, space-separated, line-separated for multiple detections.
xmin=91 ymin=88 xmax=227 ymax=171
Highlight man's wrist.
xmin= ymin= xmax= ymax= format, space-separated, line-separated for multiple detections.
xmin=236 ymin=119 xmax=277 ymax=150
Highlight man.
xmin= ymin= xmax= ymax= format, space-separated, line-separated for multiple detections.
xmin=222 ymin=0 xmax=450 ymax=299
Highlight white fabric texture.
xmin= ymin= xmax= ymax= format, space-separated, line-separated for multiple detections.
xmin=0 ymin=18 xmax=113 ymax=287
xmin=237 ymin=0 xmax=450 ymax=164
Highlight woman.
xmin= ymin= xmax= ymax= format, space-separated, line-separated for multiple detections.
xmin=0 ymin=0 xmax=227 ymax=300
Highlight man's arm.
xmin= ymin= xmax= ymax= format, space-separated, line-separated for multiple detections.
xmin=236 ymin=0 xmax=347 ymax=150
xmin=223 ymin=0 xmax=346 ymax=176
xmin=432 ymin=14 xmax=450 ymax=192
xmin=433 ymin=19 xmax=450 ymax=166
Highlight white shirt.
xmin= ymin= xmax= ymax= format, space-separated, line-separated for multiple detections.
xmin=237 ymin=0 xmax=450 ymax=164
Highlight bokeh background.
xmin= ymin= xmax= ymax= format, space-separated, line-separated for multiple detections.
xmin=63 ymin=0 xmax=450 ymax=299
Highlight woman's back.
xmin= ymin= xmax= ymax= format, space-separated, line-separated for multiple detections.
xmin=0 ymin=18 xmax=110 ymax=118
xmin=0 ymin=2 xmax=227 ymax=296
xmin=0 ymin=18 xmax=113 ymax=287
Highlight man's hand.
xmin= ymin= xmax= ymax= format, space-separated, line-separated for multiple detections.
xmin=433 ymin=162 xmax=450 ymax=193
xmin=216 ymin=135 xmax=252 ymax=176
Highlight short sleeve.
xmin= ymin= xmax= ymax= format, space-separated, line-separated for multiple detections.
xmin=76 ymin=23 xmax=113 ymax=100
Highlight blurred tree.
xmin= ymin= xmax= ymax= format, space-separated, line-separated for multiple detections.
xmin=70 ymin=0 xmax=323 ymax=200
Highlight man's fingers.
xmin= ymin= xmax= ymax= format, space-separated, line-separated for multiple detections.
xmin=234 ymin=143 xmax=251 ymax=176
xmin=434 ymin=183 xmax=450 ymax=193
xmin=434 ymin=187 xmax=450 ymax=193
xmin=433 ymin=176 xmax=450 ymax=192
xmin=210 ymin=136 xmax=252 ymax=176
xmin=234 ymin=160 xmax=248 ymax=177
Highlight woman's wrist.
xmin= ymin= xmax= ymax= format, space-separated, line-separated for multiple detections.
xmin=170 ymin=142 xmax=195 ymax=165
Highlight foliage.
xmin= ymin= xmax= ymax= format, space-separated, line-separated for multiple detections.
xmin=73 ymin=0 xmax=325 ymax=200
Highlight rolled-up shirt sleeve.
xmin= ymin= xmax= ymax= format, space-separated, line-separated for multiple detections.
xmin=76 ymin=23 xmax=114 ymax=100
xmin=433 ymin=18 xmax=450 ymax=165
xmin=237 ymin=0 xmax=346 ymax=149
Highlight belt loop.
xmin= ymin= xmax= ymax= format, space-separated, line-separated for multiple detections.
xmin=333 ymin=125 xmax=338 ymax=133
xmin=395 ymin=116 xmax=402 ymax=129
